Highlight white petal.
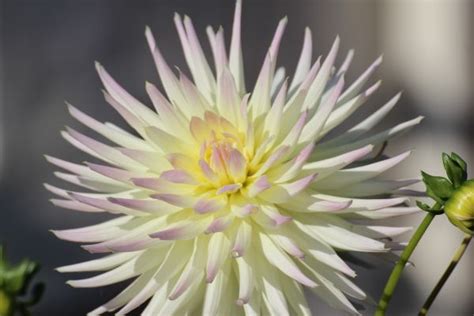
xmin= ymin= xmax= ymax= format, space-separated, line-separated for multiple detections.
xmin=206 ymin=232 xmax=231 ymax=283
xmin=259 ymin=233 xmax=316 ymax=287
xmin=203 ymin=261 xmax=231 ymax=315
xmin=231 ymin=220 xmax=252 ymax=257
xmin=57 ymin=252 xmax=139 ymax=273
xmin=235 ymin=256 xmax=254 ymax=305
xmin=289 ymin=27 xmax=312 ymax=93
xmin=338 ymin=55 xmax=383 ymax=104
xmin=67 ymin=249 xmax=163 ymax=288
xmin=229 ymin=0 xmax=245 ymax=93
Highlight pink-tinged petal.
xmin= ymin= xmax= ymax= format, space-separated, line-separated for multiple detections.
xmin=199 ymin=159 xmax=220 ymax=184
xmin=309 ymin=200 xmax=353 ymax=212
xmin=209 ymin=146 xmax=227 ymax=175
xmin=268 ymin=17 xmax=288 ymax=63
xmin=86 ymin=162 xmax=137 ymax=183
xmin=150 ymin=193 xmax=196 ymax=208
xmin=249 ymin=52 xmax=273 ymax=118
xmin=64 ymin=127 xmax=139 ymax=170
xmin=319 ymin=80 xmax=381 ymax=139
xmin=229 ymin=0 xmax=245 ymax=93
xmin=338 ymin=55 xmax=383 ymax=104
xmin=231 ymin=203 xmax=258 ymax=218
xmin=315 ymin=151 xmax=412 ymax=190
xmin=252 ymin=145 xmax=290 ymax=177
xmin=102 ymin=91 xmax=146 ymax=134
xmin=228 ymin=149 xmax=247 ymax=183
xmin=135 ymin=177 xmax=194 ymax=194
xmin=208 ymin=26 xmax=228 ymax=77
xmin=190 ymin=117 xmax=212 ymax=143
xmin=50 ymin=217 xmax=131 ymax=243
xmin=347 ymin=196 xmax=409 ymax=211
xmin=269 ymin=234 xmax=305 ymax=259
xmin=337 ymin=49 xmax=355 ymax=76
xmin=150 ymin=218 xmax=211 ymax=240
xmin=206 ymin=215 xmax=234 ymax=234
xmin=144 ymin=126 xmax=191 ymax=155
xmin=263 ymin=80 xmax=287 ymax=139
xmin=68 ymin=193 xmax=146 ymax=216
xmin=301 ymin=75 xmax=345 ymax=143
xmin=131 ymin=177 xmax=161 ymax=190
xmin=206 ymin=232 xmax=231 ymax=283
xmin=289 ymin=27 xmax=312 ymax=92
xmin=145 ymin=27 xmax=189 ymax=109
xmin=160 ymin=169 xmax=198 ymax=185
xmin=119 ymin=148 xmax=172 ymax=173
xmin=166 ymin=153 xmax=195 ymax=171
xmin=216 ymin=183 xmax=242 ymax=195
xmin=95 ymin=63 xmax=162 ymax=128
xmin=249 ymin=135 xmax=276 ymax=167
xmin=253 ymin=205 xmax=292 ymax=229
xmin=45 ymin=155 xmax=93 ymax=177
xmin=194 ymin=196 xmax=227 ymax=214
xmin=174 ymin=14 xmax=198 ymax=84
xmin=67 ymin=103 xmax=149 ymax=151
xmin=182 ymin=16 xmax=215 ymax=100
xmin=347 ymin=206 xmax=420 ymax=220
xmin=280 ymin=110 xmax=308 ymax=149
xmin=315 ymin=115 xmax=422 ymax=161
xmin=283 ymin=173 xmax=318 ymax=196
xmin=179 ymin=71 xmax=210 ymax=115
xmin=145 ymin=81 xmax=190 ymax=139
xmin=216 ymin=68 xmax=240 ymax=125
xmin=305 ymin=145 xmax=374 ymax=178
xmin=50 ymin=199 xmax=102 ymax=213
xmin=259 ymin=233 xmax=316 ymax=288
xmin=108 ymin=197 xmax=181 ymax=215
xmin=247 ymin=176 xmax=271 ymax=198
xmin=303 ymin=36 xmax=340 ymax=112
xmin=269 ymin=143 xmax=315 ymax=183
xmin=44 ymin=183 xmax=71 ymax=199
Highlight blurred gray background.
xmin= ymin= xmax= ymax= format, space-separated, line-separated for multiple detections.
xmin=0 ymin=0 xmax=473 ymax=315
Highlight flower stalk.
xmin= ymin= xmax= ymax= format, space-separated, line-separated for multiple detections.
xmin=418 ymin=234 xmax=472 ymax=316
xmin=375 ymin=210 xmax=438 ymax=316
xmin=376 ymin=152 xmax=473 ymax=315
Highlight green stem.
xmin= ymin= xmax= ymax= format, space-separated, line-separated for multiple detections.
xmin=418 ymin=234 xmax=472 ymax=316
xmin=375 ymin=212 xmax=436 ymax=316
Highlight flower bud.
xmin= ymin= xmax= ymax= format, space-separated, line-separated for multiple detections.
xmin=444 ymin=179 xmax=474 ymax=234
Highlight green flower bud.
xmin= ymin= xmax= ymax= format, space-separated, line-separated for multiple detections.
xmin=444 ymin=179 xmax=474 ymax=235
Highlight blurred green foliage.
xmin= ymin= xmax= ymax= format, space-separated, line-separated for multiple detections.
xmin=0 ymin=246 xmax=44 ymax=316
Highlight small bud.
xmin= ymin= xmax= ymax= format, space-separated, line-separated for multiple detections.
xmin=444 ymin=180 xmax=474 ymax=235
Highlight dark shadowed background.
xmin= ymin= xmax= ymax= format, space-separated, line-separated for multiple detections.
xmin=0 ymin=0 xmax=473 ymax=315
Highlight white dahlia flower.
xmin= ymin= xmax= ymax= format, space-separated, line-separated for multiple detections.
xmin=46 ymin=1 xmax=422 ymax=315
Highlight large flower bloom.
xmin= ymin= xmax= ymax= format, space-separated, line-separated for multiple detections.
xmin=46 ymin=1 xmax=422 ymax=315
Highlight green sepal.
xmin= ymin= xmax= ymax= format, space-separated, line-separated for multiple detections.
xmin=421 ymin=171 xmax=454 ymax=201
xmin=442 ymin=152 xmax=467 ymax=188
xmin=416 ymin=200 xmax=444 ymax=214
xmin=416 ymin=200 xmax=432 ymax=212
